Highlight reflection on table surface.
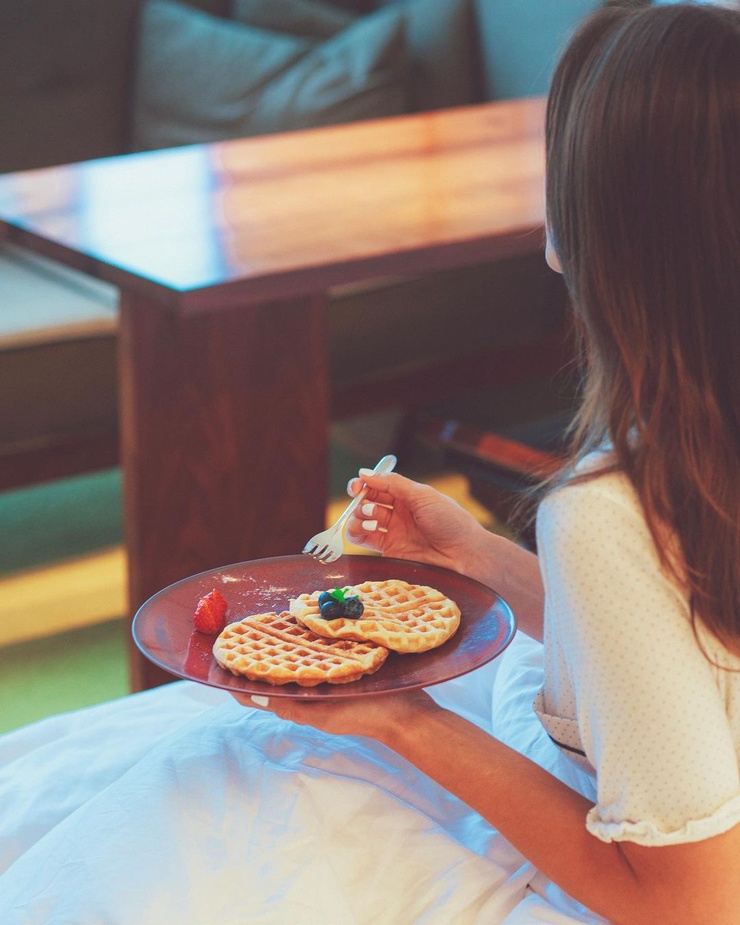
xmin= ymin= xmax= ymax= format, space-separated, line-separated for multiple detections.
xmin=0 ymin=99 xmax=546 ymax=301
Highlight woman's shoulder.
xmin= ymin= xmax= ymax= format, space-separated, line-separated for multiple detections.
xmin=539 ymin=449 xmax=641 ymax=526
xmin=534 ymin=449 xmax=663 ymax=581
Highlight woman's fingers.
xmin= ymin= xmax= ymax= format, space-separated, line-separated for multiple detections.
xmin=346 ymin=476 xmax=396 ymax=507
xmin=356 ymin=499 xmax=392 ymax=534
xmin=346 ymin=471 xmax=411 ymax=505
xmin=346 ymin=512 xmax=389 ymax=547
xmin=344 ymin=469 xmax=430 ymax=548
xmin=231 ymin=691 xmax=291 ymax=720
xmin=231 ymin=690 xmax=343 ymax=731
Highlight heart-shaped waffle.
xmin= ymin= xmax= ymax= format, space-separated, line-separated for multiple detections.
xmin=290 ymin=579 xmax=460 ymax=654
xmin=213 ymin=611 xmax=388 ymax=686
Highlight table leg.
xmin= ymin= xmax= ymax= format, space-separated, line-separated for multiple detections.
xmin=118 ymin=291 xmax=330 ymax=691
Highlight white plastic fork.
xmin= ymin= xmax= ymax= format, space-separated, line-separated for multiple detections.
xmin=302 ymin=454 xmax=397 ymax=563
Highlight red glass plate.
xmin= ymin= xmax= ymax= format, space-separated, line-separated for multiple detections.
xmin=132 ymin=554 xmax=516 ymax=699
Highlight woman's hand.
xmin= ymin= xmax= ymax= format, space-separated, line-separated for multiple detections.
xmin=344 ymin=470 xmax=483 ymax=574
xmin=232 ymin=687 xmax=440 ymax=745
xmin=345 ymin=467 xmax=546 ymax=641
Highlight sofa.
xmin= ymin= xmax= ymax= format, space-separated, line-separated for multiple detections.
xmin=0 ymin=0 xmax=601 ymax=492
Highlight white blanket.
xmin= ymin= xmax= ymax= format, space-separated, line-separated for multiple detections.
xmin=0 ymin=635 xmax=603 ymax=924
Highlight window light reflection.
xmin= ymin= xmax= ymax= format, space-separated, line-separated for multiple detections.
xmin=77 ymin=147 xmax=226 ymax=290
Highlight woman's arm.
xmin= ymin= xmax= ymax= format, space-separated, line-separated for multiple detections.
xmin=449 ymin=525 xmax=545 ymax=642
xmin=385 ymin=701 xmax=740 ymax=925
xmin=249 ymin=691 xmax=738 ymax=925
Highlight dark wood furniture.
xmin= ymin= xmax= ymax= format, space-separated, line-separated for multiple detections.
xmin=0 ymin=98 xmax=556 ymax=690
xmin=418 ymin=408 xmax=573 ymax=550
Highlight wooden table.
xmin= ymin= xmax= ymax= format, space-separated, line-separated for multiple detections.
xmin=0 ymin=98 xmax=547 ymax=690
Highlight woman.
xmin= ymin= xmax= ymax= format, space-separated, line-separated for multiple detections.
xmin=0 ymin=3 xmax=737 ymax=923
xmin=243 ymin=2 xmax=740 ymax=922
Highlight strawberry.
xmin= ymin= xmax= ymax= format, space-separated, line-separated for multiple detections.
xmin=193 ymin=588 xmax=228 ymax=634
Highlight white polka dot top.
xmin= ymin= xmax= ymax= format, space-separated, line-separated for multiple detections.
xmin=535 ymin=455 xmax=740 ymax=846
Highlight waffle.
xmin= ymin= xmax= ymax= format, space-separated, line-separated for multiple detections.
xmin=290 ymin=579 xmax=461 ymax=654
xmin=212 ymin=611 xmax=389 ymax=686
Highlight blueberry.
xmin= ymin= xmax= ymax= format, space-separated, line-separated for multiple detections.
xmin=318 ymin=591 xmax=334 ymax=608
xmin=319 ymin=599 xmax=344 ymax=620
xmin=341 ymin=596 xmax=364 ymax=620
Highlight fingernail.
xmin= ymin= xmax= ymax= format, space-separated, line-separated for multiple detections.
xmin=251 ymin=695 xmax=269 ymax=707
xmin=358 ymin=468 xmax=374 ymax=478
xmin=362 ymin=519 xmax=378 ymax=532
xmin=361 ymin=502 xmax=375 ymax=517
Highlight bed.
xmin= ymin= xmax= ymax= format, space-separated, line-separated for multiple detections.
xmin=0 ymin=633 xmax=602 ymax=924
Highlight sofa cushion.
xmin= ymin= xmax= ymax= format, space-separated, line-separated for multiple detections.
xmin=375 ymin=0 xmax=482 ymax=111
xmin=131 ymin=0 xmax=409 ymax=151
xmin=474 ymin=0 xmax=604 ymax=100
xmin=318 ymin=0 xmax=375 ymax=10
xmin=232 ymin=0 xmax=356 ymax=38
xmin=239 ymin=0 xmax=481 ymax=112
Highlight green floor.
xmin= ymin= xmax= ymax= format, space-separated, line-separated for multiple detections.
xmin=0 ymin=620 xmax=128 ymax=734
xmin=0 ymin=468 xmax=124 ymax=578
xmin=0 ymin=468 xmax=128 ymax=734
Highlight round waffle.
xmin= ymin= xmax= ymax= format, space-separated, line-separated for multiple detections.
xmin=213 ymin=611 xmax=389 ymax=686
xmin=290 ymin=579 xmax=461 ymax=654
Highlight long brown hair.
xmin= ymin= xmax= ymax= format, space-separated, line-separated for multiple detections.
xmin=545 ymin=1 xmax=740 ymax=652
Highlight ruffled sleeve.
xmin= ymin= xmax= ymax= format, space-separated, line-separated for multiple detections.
xmin=585 ymin=792 xmax=740 ymax=845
